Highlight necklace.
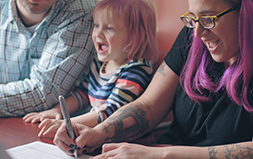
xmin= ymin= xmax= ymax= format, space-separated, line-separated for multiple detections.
xmin=101 ymin=61 xmax=108 ymax=73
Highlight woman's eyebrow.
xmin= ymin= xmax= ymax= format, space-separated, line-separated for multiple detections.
xmin=188 ymin=11 xmax=195 ymax=15
xmin=188 ymin=10 xmax=218 ymax=17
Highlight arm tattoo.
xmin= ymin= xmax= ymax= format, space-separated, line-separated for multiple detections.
xmin=157 ymin=62 xmax=166 ymax=76
xmin=208 ymin=144 xmax=253 ymax=159
xmin=224 ymin=144 xmax=253 ymax=159
xmin=103 ymin=103 xmax=149 ymax=143
xmin=208 ymin=147 xmax=218 ymax=159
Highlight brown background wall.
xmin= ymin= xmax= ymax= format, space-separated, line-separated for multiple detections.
xmin=147 ymin=0 xmax=189 ymax=69
xmin=145 ymin=0 xmax=189 ymax=126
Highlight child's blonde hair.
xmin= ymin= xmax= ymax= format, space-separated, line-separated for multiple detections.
xmin=93 ymin=0 xmax=159 ymax=62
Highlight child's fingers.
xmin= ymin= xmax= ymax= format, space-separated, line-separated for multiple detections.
xmin=42 ymin=124 xmax=60 ymax=137
xmin=38 ymin=119 xmax=62 ymax=138
xmin=38 ymin=121 xmax=54 ymax=137
xmin=38 ymin=119 xmax=52 ymax=129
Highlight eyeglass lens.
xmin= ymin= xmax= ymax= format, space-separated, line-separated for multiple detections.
xmin=182 ymin=17 xmax=215 ymax=29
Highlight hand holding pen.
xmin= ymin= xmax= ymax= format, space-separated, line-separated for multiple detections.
xmin=58 ymin=95 xmax=78 ymax=158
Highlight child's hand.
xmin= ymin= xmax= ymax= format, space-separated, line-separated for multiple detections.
xmin=23 ymin=107 xmax=62 ymax=123
xmin=38 ymin=119 xmax=63 ymax=138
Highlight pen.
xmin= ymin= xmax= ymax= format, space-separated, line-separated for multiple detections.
xmin=59 ymin=95 xmax=78 ymax=158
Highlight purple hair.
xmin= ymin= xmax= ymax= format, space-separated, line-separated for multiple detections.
xmin=93 ymin=0 xmax=159 ymax=62
xmin=180 ymin=0 xmax=253 ymax=112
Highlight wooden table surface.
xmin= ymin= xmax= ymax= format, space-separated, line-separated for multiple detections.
xmin=0 ymin=117 xmax=169 ymax=156
xmin=0 ymin=117 xmax=53 ymax=149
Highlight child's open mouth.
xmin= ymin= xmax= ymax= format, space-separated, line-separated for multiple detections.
xmin=98 ymin=42 xmax=109 ymax=52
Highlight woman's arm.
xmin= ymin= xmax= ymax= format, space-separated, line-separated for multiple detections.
xmin=90 ymin=141 xmax=253 ymax=159
xmin=54 ymin=61 xmax=180 ymax=154
xmin=94 ymin=62 xmax=179 ymax=142
xmin=165 ymin=141 xmax=253 ymax=159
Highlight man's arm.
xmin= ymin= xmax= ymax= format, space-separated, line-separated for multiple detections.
xmin=0 ymin=1 xmax=96 ymax=117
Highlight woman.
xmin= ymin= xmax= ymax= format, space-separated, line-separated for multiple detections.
xmin=54 ymin=0 xmax=253 ymax=158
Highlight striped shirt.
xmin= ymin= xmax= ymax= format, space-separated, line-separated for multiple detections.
xmin=73 ymin=59 xmax=153 ymax=122
xmin=0 ymin=0 xmax=97 ymax=116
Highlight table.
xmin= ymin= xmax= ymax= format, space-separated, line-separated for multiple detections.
xmin=0 ymin=117 xmax=53 ymax=149
xmin=0 ymin=117 xmax=169 ymax=156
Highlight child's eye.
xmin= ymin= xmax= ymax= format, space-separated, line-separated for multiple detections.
xmin=94 ymin=24 xmax=99 ymax=27
xmin=107 ymin=26 xmax=112 ymax=30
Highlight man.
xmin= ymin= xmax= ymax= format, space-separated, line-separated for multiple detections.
xmin=0 ymin=0 xmax=97 ymax=117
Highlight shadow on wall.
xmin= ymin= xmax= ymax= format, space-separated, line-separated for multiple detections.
xmin=147 ymin=0 xmax=189 ymax=70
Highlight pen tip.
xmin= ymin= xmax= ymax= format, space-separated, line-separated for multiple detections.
xmin=74 ymin=151 xmax=78 ymax=158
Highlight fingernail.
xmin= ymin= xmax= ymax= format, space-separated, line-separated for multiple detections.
xmin=69 ymin=149 xmax=74 ymax=154
xmin=82 ymin=149 xmax=87 ymax=154
xmin=69 ymin=144 xmax=75 ymax=149
xmin=75 ymin=146 xmax=81 ymax=150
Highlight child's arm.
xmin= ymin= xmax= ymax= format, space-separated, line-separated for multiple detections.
xmin=37 ymin=93 xmax=97 ymax=137
xmin=71 ymin=110 xmax=98 ymax=127
xmin=38 ymin=107 xmax=98 ymax=138
xmin=23 ymin=95 xmax=80 ymax=123
xmin=95 ymin=61 xmax=153 ymax=123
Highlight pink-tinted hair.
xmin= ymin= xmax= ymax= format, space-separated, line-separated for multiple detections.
xmin=180 ymin=0 xmax=253 ymax=112
xmin=93 ymin=0 xmax=159 ymax=62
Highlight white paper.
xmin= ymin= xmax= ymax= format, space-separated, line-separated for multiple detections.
xmin=6 ymin=141 xmax=92 ymax=159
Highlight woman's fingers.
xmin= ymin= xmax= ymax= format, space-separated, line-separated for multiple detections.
xmin=102 ymin=143 xmax=121 ymax=153
xmin=54 ymin=123 xmax=76 ymax=154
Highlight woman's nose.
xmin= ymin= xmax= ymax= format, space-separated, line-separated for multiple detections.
xmin=194 ymin=22 xmax=208 ymax=38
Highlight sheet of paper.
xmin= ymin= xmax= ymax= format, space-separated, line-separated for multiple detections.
xmin=7 ymin=141 xmax=92 ymax=159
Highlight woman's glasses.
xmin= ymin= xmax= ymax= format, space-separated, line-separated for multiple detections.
xmin=180 ymin=4 xmax=239 ymax=29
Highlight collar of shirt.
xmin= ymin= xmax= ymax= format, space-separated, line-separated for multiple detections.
xmin=8 ymin=0 xmax=74 ymax=32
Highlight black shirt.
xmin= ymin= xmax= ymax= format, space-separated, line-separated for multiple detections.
xmin=157 ymin=26 xmax=253 ymax=146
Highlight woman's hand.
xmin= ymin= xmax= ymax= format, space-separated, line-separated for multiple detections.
xmin=90 ymin=142 xmax=164 ymax=159
xmin=23 ymin=107 xmax=62 ymax=123
xmin=54 ymin=122 xmax=105 ymax=156
xmin=38 ymin=119 xmax=63 ymax=138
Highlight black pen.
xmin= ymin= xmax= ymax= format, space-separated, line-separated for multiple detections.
xmin=59 ymin=95 xmax=78 ymax=158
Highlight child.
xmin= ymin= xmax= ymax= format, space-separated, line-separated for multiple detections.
xmin=23 ymin=0 xmax=159 ymax=138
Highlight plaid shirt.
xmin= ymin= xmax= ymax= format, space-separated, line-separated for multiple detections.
xmin=0 ymin=0 xmax=96 ymax=117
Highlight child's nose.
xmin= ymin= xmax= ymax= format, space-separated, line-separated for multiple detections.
xmin=95 ymin=30 xmax=104 ymax=38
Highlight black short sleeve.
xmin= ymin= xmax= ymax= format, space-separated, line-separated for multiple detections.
xmin=164 ymin=26 xmax=192 ymax=76
xmin=158 ymin=27 xmax=253 ymax=146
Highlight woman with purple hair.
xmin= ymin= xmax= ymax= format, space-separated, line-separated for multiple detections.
xmin=54 ymin=0 xmax=253 ymax=158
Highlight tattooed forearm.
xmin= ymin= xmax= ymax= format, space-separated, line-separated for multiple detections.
xmin=224 ymin=144 xmax=253 ymax=159
xmin=157 ymin=62 xmax=166 ymax=76
xmin=103 ymin=103 xmax=149 ymax=143
xmin=208 ymin=147 xmax=218 ymax=159
xmin=208 ymin=144 xmax=253 ymax=159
